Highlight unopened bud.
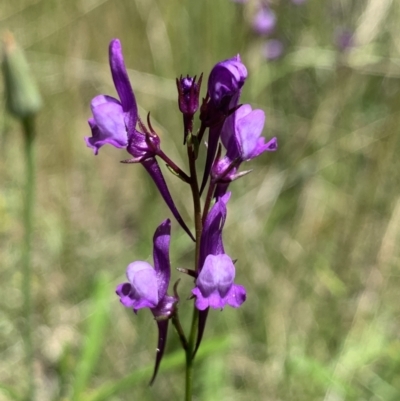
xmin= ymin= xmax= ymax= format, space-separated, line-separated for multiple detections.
xmin=176 ymin=74 xmax=202 ymax=143
xmin=2 ymin=32 xmax=42 ymax=119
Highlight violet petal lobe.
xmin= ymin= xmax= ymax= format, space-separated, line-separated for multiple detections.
xmin=192 ymin=254 xmax=247 ymax=310
xmin=109 ymin=39 xmax=138 ymax=133
xmin=85 ymin=96 xmax=128 ymax=154
xmin=235 ymin=107 xmax=266 ymax=160
xmin=116 ymin=261 xmax=159 ymax=311
xmin=152 ymin=219 xmax=171 ymax=300
xmin=141 ymin=158 xmax=195 ymax=241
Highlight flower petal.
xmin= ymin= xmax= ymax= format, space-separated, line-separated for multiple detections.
xmin=193 ymin=254 xmax=246 ymax=310
xmin=153 ymin=219 xmax=171 ymax=300
xmin=236 ymin=108 xmax=265 ymax=160
xmin=124 ymin=261 xmax=159 ymax=310
xmin=109 ymin=39 xmax=138 ymax=139
xmin=199 ymin=193 xmax=231 ymax=268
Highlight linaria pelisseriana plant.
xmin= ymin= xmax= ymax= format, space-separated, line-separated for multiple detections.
xmin=85 ymin=38 xmax=277 ymax=400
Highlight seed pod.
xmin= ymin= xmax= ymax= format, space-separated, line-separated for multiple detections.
xmin=2 ymin=32 xmax=42 ymax=119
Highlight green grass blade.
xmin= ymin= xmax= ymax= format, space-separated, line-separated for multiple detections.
xmin=0 ymin=383 xmax=23 ymax=401
xmin=70 ymin=273 xmax=111 ymax=401
xmin=84 ymin=335 xmax=231 ymax=401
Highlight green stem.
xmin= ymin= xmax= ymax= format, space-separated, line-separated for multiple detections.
xmin=21 ymin=116 xmax=36 ymax=401
xmin=185 ymin=307 xmax=198 ymax=401
xmin=185 ymin=138 xmax=203 ymax=401
xmin=202 ymin=181 xmax=216 ymax=225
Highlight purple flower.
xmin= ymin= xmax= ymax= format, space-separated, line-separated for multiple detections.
xmin=212 ymin=104 xmax=277 ymax=196
xmin=200 ymin=55 xmax=248 ymax=193
xmin=85 ymin=39 xmax=194 ymax=241
xmin=263 ymin=39 xmax=284 ymax=61
xmin=207 ymin=55 xmax=247 ymax=113
xmin=192 ymin=193 xmax=246 ymax=353
xmin=291 ymin=0 xmax=306 ymax=4
xmin=193 ymin=254 xmax=246 ymax=310
xmin=85 ymin=39 xmax=138 ymax=156
xmin=252 ymin=6 xmax=276 ymax=36
xmin=116 ymin=219 xmax=176 ymax=384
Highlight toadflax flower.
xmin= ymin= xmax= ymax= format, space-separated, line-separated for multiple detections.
xmin=85 ymin=39 xmax=194 ymax=241
xmin=192 ymin=193 xmax=246 ymax=354
xmin=212 ymin=104 xmax=277 ymax=197
xmin=200 ymin=55 xmax=248 ymax=193
xmin=116 ymin=219 xmax=176 ymax=384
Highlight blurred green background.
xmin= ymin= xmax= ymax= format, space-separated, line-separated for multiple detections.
xmin=2 ymin=0 xmax=400 ymax=400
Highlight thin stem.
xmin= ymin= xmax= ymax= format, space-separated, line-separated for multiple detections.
xmin=21 ymin=115 xmax=36 ymax=401
xmin=184 ymin=137 xmax=203 ymax=401
xmin=185 ymin=308 xmax=198 ymax=401
xmin=202 ymin=180 xmax=216 ymax=225
xmin=187 ymin=141 xmax=202 ymax=270
xmin=158 ymin=150 xmax=191 ymax=183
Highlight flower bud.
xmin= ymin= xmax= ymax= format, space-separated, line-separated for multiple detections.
xmin=2 ymin=32 xmax=42 ymax=119
xmin=176 ymin=75 xmax=202 ymax=116
xmin=176 ymin=75 xmax=202 ymax=141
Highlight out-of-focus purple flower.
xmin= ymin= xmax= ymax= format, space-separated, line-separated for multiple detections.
xmin=263 ymin=39 xmax=284 ymax=61
xmin=200 ymin=55 xmax=248 ymax=193
xmin=291 ymin=0 xmax=306 ymax=4
xmin=252 ymin=6 xmax=276 ymax=36
xmin=176 ymin=74 xmax=202 ymax=142
xmin=85 ymin=39 xmax=194 ymax=241
xmin=212 ymin=104 xmax=277 ymax=197
xmin=335 ymin=28 xmax=354 ymax=52
xmin=231 ymin=0 xmax=248 ymax=3
xmin=116 ymin=219 xmax=176 ymax=384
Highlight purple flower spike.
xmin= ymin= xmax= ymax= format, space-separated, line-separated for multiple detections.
xmin=252 ymin=6 xmax=276 ymax=36
xmin=193 ymin=193 xmax=246 ymax=355
xmin=192 ymin=254 xmax=246 ymax=310
xmin=200 ymin=55 xmax=247 ymax=194
xmin=116 ymin=219 xmax=177 ymax=384
xmin=85 ymin=39 xmax=137 ymax=154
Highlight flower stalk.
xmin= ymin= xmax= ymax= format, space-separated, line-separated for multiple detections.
xmin=85 ymin=39 xmax=277 ymax=400
xmin=22 ymin=115 xmax=36 ymax=401
xmin=2 ymin=32 xmax=42 ymax=401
